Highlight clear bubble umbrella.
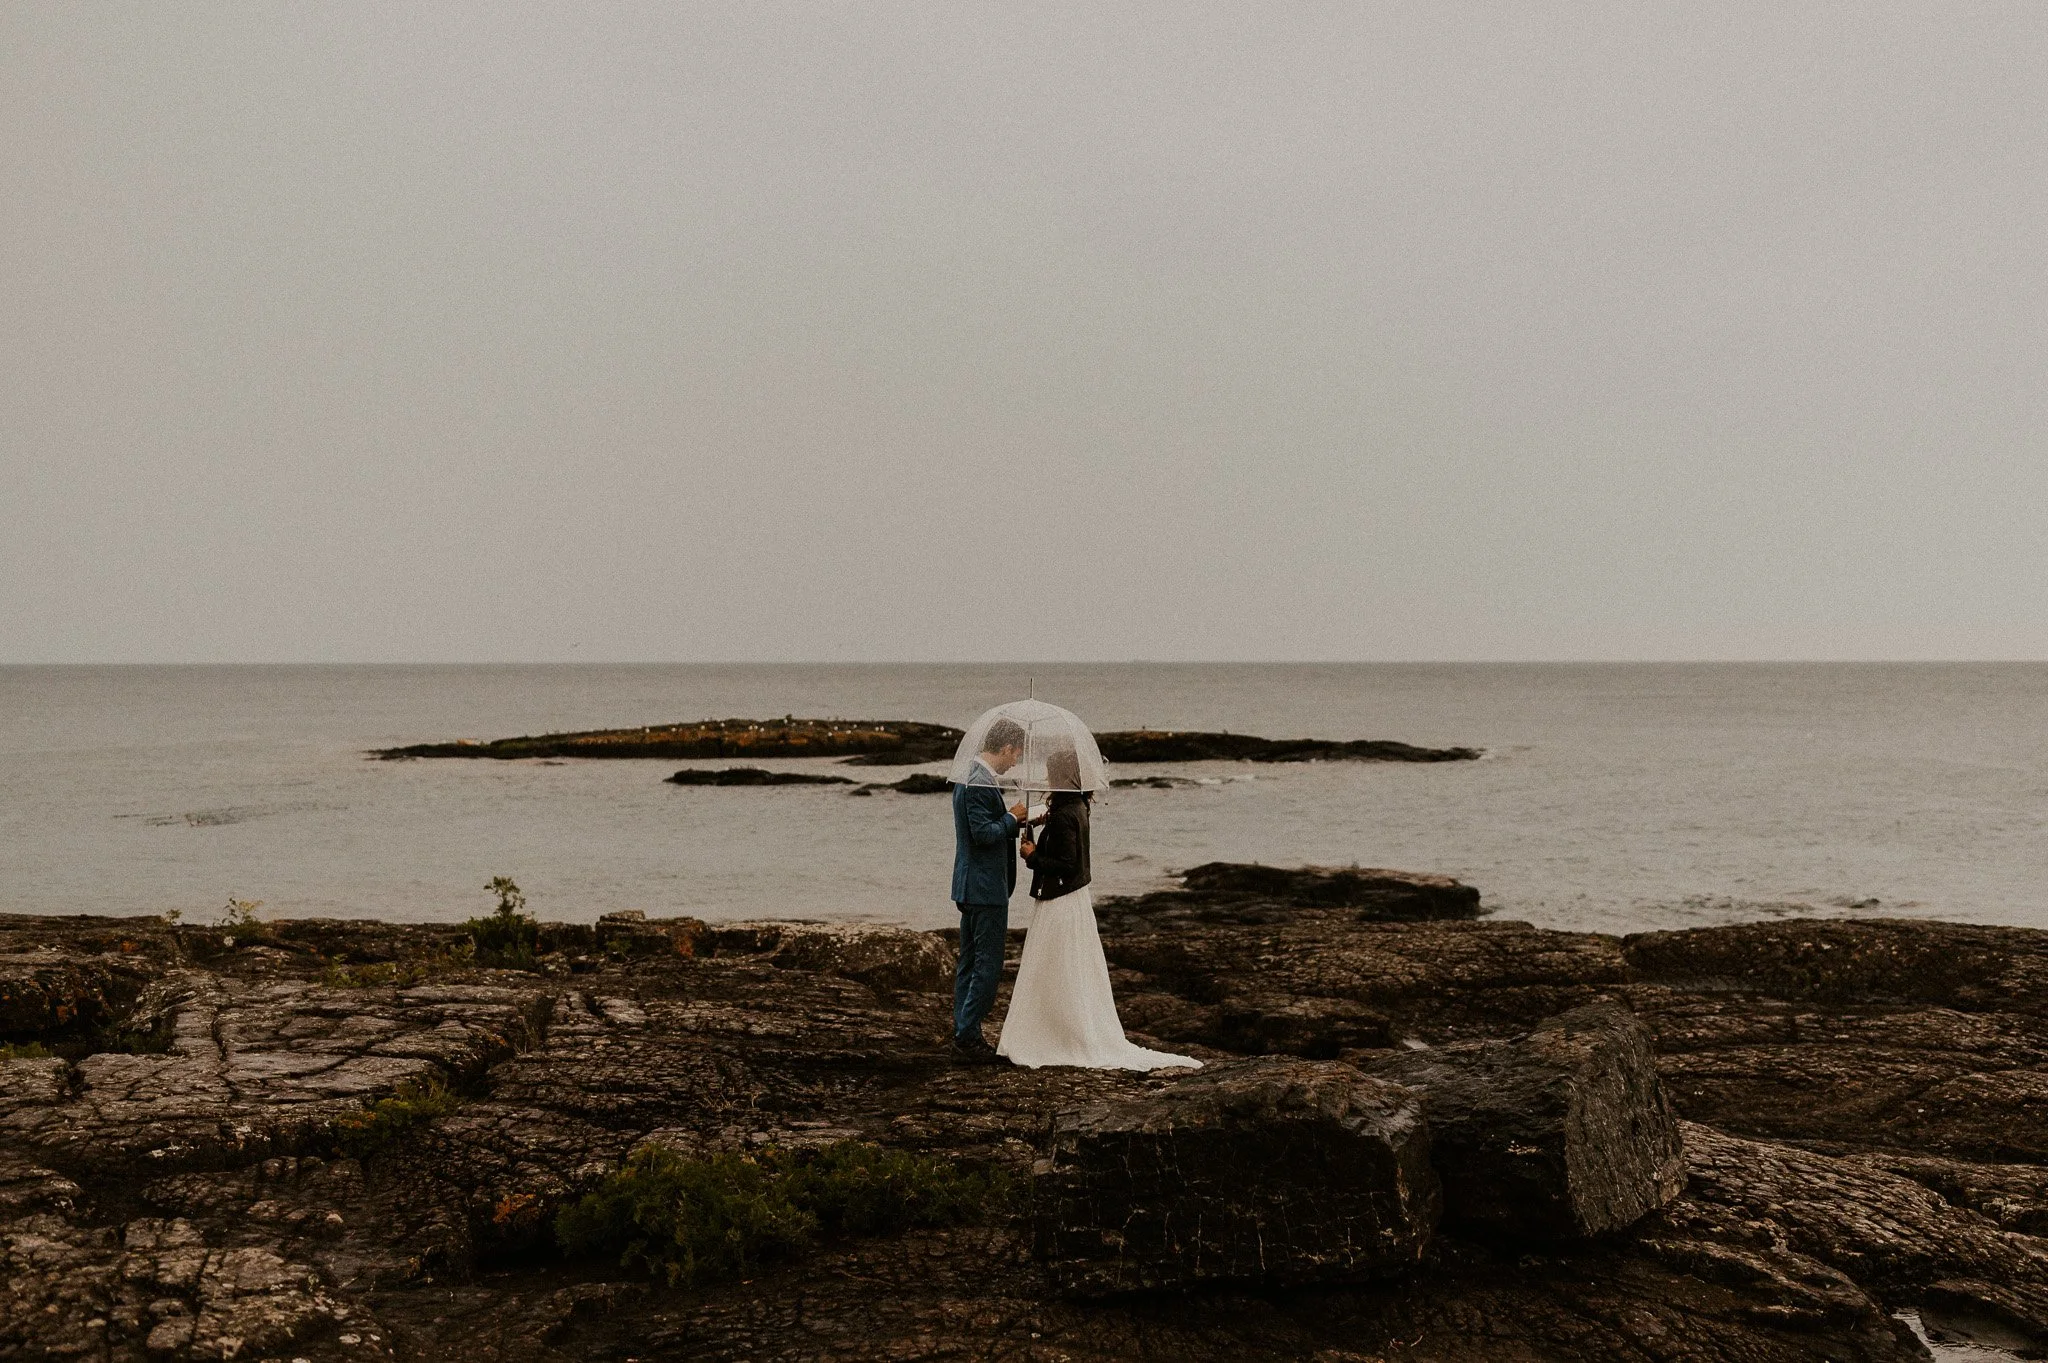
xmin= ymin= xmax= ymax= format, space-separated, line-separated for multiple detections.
xmin=949 ymin=698 xmax=1110 ymax=796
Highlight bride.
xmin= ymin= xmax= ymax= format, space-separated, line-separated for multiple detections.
xmin=997 ymin=747 xmax=1200 ymax=1071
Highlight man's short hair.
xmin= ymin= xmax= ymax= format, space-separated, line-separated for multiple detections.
xmin=981 ymin=717 xmax=1027 ymax=754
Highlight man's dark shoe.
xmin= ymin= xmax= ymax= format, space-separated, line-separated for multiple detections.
xmin=951 ymin=1033 xmax=1002 ymax=1065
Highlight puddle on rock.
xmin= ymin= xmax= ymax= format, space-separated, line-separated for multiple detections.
xmin=1896 ymin=1309 xmax=2035 ymax=1362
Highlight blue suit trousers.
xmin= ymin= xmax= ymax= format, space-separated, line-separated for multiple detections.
xmin=953 ymin=901 xmax=1008 ymax=1040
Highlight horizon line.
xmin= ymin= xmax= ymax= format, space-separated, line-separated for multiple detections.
xmin=5 ymin=658 xmax=2046 ymax=668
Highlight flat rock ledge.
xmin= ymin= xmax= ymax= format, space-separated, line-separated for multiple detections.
xmin=6 ymin=870 xmax=2048 ymax=1360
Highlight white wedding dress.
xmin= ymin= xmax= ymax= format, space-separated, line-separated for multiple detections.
xmin=996 ymin=886 xmax=1201 ymax=1071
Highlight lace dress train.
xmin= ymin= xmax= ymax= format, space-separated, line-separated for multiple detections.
xmin=996 ymin=886 xmax=1201 ymax=1071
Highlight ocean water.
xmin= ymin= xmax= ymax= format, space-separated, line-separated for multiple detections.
xmin=2 ymin=663 xmax=2044 ymax=935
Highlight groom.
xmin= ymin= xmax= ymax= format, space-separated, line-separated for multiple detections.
xmin=949 ymin=717 xmax=1028 ymax=1063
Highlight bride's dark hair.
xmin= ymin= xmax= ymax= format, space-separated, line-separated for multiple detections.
xmin=1046 ymin=747 xmax=1090 ymax=803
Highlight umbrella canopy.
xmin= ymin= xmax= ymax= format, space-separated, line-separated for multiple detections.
xmin=948 ymin=699 xmax=1110 ymax=793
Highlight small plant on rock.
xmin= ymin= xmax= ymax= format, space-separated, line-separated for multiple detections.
xmin=321 ymin=958 xmax=411 ymax=988
xmin=554 ymin=1140 xmax=1012 ymax=1288
xmin=333 ymin=1075 xmax=460 ymax=1158
xmin=486 ymin=875 xmax=524 ymax=917
xmin=0 ymin=1042 xmax=54 ymax=1061
xmin=463 ymin=875 xmax=540 ymax=970
xmin=216 ymin=897 xmax=270 ymax=943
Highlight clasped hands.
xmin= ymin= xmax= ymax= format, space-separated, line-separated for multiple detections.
xmin=1011 ymin=800 xmax=1042 ymax=858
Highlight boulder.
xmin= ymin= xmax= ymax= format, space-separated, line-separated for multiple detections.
xmin=536 ymin=915 xmax=708 ymax=959
xmin=1033 ymin=1058 xmax=1439 ymax=1296
xmin=589 ymin=911 xmax=694 ymax=958
xmin=1363 ymin=1003 xmax=1683 ymax=1239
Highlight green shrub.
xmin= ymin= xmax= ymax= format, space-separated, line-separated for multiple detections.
xmin=333 ymin=1076 xmax=460 ymax=1158
xmin=782 ymin=1140 xmax=1003 ymax=1238
xmin=556 ymin=1146 xmax=817 ymax=1286
xmin=0 ymin=1042 xmax=53 ymax=1061
xmin=462 ymin=875 xmax=540 ymax=969
xmin=555 ymin=1141 xmax=1010 ymax=1287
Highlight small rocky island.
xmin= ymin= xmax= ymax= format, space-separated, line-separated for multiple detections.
xmin=7 ymin=870 xmax=2045 ymax=1360
xmin=376 ymin=718 xmax=1481 ymax=765
xmin=663 ymin=768 xmax=854 ymax=788
xmin=664 ymin=769 xmax=951 ymax=795
xmin=377 ymin=719 xmax=965 ymax=764
xmin=1095 ymin=731 xmax=1481 ymax=763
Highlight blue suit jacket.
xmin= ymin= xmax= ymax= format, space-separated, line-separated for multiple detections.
xmin=950 ymin=764 xmax=1019 ymax=906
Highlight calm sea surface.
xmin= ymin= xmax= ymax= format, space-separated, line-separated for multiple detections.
xmin=2 ymin=664 xmax=2044 ymax=935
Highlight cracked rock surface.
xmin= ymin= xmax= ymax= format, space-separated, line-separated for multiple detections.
xmin=3 ymin=872 xmax=2048 ymax=1359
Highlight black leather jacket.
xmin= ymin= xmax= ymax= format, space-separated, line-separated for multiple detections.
xmin=1025 ymin=793 xmax=1092 ymax=900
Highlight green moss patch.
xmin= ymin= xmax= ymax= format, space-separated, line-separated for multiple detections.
xmin=333 ymin=1076 xmax=460 ymax=1158
xmin=556 ymin=1141 xmax=1012 ymax=1287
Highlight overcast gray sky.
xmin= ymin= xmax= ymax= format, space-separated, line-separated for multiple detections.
xmin=4 ymin=3 xmax=2044 ymax=662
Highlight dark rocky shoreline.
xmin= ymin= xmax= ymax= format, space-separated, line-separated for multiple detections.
xmin=375 ymin=718 xmax=1482 ymax=765
xmin=7 ymin=869 xmax=2048 ymax=1360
